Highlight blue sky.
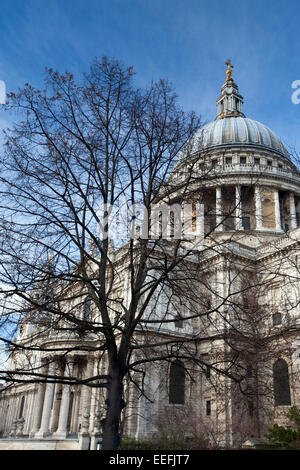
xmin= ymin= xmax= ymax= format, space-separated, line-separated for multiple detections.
xmin=1 ymin=0 xmax=300 ymax=152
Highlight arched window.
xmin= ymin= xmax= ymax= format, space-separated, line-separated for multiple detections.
xmin=83 ymin=297 xmax=91 ymax=321
xmin=273 ymin=359 xmax=291 ymax=406
xmin=169 ymin=361 xmax=185 ymax=404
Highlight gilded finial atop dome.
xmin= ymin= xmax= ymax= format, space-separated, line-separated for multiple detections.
xmin=225 ymin=59 xmax=234 ymax=81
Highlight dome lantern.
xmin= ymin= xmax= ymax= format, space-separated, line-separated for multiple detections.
xmin=216 ymin=60 xmax=245 ymax=120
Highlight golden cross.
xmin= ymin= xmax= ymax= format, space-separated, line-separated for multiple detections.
xmin=225 ymin=59 xmax=234 ymax=81
xmin=225 ymin=59 xmax=234 ymax=70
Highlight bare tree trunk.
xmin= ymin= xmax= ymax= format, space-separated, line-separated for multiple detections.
xmin=102 ymin=362 xmax=124 ymax=450
xmin=253 ymin=363 xmax=261 ymax=438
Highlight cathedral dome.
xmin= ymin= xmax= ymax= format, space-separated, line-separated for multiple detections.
xmin=188 ymin=60 xmax=290 ymax=161
xmin=195 ymin=116 xmax=290 ymax=159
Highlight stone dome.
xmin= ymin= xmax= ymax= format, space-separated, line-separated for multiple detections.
xmin=195 ymin=116 xmax=290 ymax=160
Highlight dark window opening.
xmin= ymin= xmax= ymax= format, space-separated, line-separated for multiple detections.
xmin=158 ymin=212 xmax=163 ymax=239
xmin=225 ymin=157 xmax=232 ymax=165
xmin=169 ymin=361 xmax=185 ymax=405
xmin=211 ymin=159 xmax=218 ymax=168
xmin=18 ymin=396 xmax=25 ymax=419
xmin=267 ymin=160 xmax=273 ymax=167
xmin=254 ymin=158 xmax=260 ymax=165
xmin=67 ymin=391 xmax=74 ymax=431
xmin=273 ymin=312 xmax=282 ymax=326
xmin=205 ymin=365 xmax=211 ymax=379
xmin=273 ymin=359 xmax=291 ymax=406
xmin=240 ymin=157 xmax=247 ymax=164
xmin=170 ymin=211 xmax=175 ymax=238
xmin=206 ymin=400 xmax=211 ymax=416
xmin=83 ymin=297 xmax=91 ymax=321
xmin=174 ymin=317 xmax=183 ymax=328
xmin=248 ymin=400 xmax=254 ymax=417
xmin=242 ymin=216 xmax=251 ymax=230
xmin=209 ymin=216 xmax=216 ymax=231
xmin=224 ymin=216 xmax=235 ymax=231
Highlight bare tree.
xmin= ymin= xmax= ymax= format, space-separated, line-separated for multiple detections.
xmin=0 ymin=57 xmax=299 ymax=450
xmin=0 ymin=57 xmax=214 ymax=449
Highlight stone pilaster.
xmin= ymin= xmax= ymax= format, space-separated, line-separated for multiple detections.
xmin=254 ymin=186 xmax=262 ymax=230
xmin=215 ymin=187 xmax=223 ymax=231
xmin=274 ymin=189 xmax=282 ymax=231
xmin=235 ymin=185 xmax=243 ymax=230
xmin=289 ymin=192 xmax=297 ymax=230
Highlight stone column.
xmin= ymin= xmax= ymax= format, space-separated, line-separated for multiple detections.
xmin=215 ymin=187 xmax=223 ymax=231
xmin=274 ymin=189 xmax=282 ymax=231
xmin=235 ymin=185 xmax=243 ymax=230
xmin=49 ymin=378 xmax=63 ymax=433
xmin=80 ymin=358 xmax=94 ymax=421
xmin=30 ymin=364 xmax=47 ymax=437
xmin=53 ymin=361 xmax=74 ymax=439
xmin=254 ymin=186 xmax=262 ymax=230
xmin=195 ymin=198 xmax=204 ymax=240
xmin=25 ymin=390 xmax=35 ymax=435
xmin=35 ymin=361 xmax=56 ymax=438
xmin=88 ymin=384 xmax=97 ymax=435
xmin=289 ymin=192 xmax=297 ymax=230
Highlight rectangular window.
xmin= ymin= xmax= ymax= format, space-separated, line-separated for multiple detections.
xmin=267 ymin=160 xmax=273 ymax=166
xmin=242 ymin=216 xmax=251 ymax=230
xmin=240 ymin=157 xmax=246 ymax=164
xmin=254 ymin=158 xmax=260 ymax=165
xmin=272 ymin=312 xmax=282 ymax=326
xmin=224 ymin=216 xmax=235 ymax=231
xmin=206 ymin=400 xmax=211 ymax=416
xmin=225 ymin=157 xmax=232 ymax=165
xmin=174 ymin=317 xmax=183 ymax=328
xmin=205 ymin=365 xmax=211 ymax=379
xmin=211 ymin=159 xmax=218 ymax=168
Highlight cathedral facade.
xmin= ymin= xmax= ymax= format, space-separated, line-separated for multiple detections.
xmin=0 ymin=65 xmax=300 ymax=450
